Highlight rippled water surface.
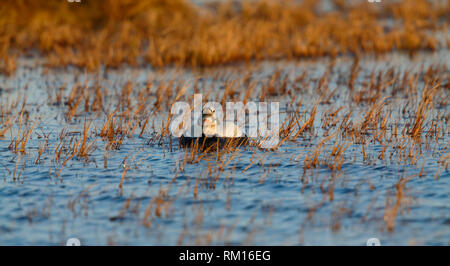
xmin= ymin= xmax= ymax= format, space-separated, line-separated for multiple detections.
xmin=0 ymin=52 xmax=449 ymax=245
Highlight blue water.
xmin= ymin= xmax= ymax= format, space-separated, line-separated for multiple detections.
xmin=0 ymin=52 xmax=448 ymax=245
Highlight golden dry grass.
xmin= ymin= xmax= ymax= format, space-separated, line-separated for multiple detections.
xmin=0 ymin=0 xmax=448 ymax=74
xmin=1 ymin=57 xmax=447 ymax=238
xmin=0 ymin=1 xmax=448 ymax=242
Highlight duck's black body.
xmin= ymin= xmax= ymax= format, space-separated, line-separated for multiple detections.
xmin=179 ymin=135 xmax=249 ymax=151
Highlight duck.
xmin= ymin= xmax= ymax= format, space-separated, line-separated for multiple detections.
xmin=202 ymin=107 xmax=243 ymax=138
xmin=179 ymin=106 xmax=248 ymax=150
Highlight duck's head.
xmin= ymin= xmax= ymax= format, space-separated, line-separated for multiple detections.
xmin=202 ymin=106 xmax=218 ymax=136
xmin=202 ymin=106 xmax=218 ymax=124
xmin=202 ymin=106 xmax=216 ymax=118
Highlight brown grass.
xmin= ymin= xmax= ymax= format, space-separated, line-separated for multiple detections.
xmin=0 ymin=0 xmax=448 ymax=75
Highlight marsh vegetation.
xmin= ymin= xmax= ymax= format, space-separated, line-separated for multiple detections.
xmin=0 ymin=0 xmax=448 ymax=245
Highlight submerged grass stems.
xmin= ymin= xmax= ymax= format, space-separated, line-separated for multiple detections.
xmin=0 ymin=1 xmax=448 ymax=243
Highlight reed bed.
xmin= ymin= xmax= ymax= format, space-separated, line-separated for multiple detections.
xmin=1 ymin=54 xmax=446 ymax=241
xmin=0 ymin=0 xmax=448 ymax=246
xmin=0 ymin=0 xmax=448 ymax=75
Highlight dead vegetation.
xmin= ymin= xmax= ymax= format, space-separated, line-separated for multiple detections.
xmin=0 ymin=0 xmax=448 ymax=75
xmin=0 ymin=0 xmax=448 ymax=246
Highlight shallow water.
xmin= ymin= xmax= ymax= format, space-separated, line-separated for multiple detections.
xmin=0 ymin=51 xmax=449 ymax=245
